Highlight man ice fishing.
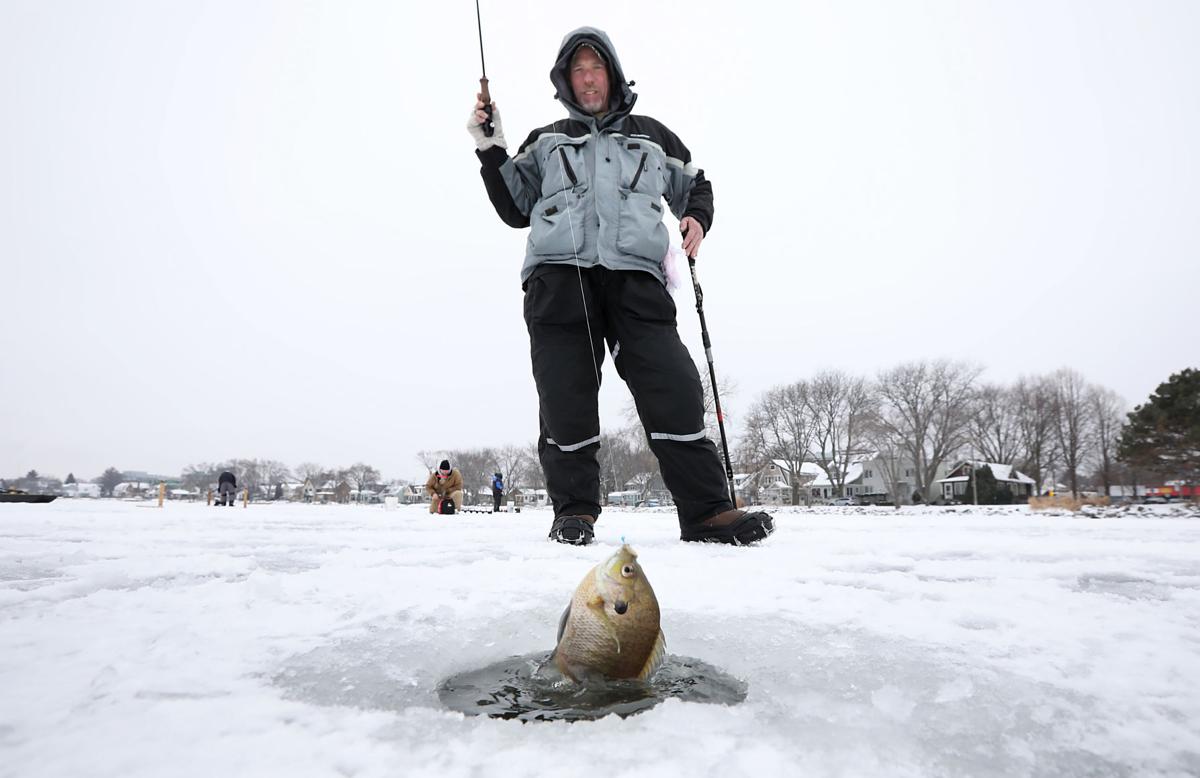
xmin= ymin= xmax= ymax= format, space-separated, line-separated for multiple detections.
xmin=468 ymin=27 xmax=774 ymax=547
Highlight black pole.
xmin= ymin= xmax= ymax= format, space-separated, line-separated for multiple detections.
xmin=688 ymin=258 xmax=737 ymax=508
xmin=474 ymin=0 xmax=494 ymax=137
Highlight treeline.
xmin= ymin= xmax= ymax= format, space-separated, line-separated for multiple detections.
xmin=734 ymin=360 xmax=1196 ymax=503
xmin=419 ymin=362 xmax=1198 ymax=506
xmin=12 ymin=365 xmax=1194 ymax=507
xmin=179 ymin=460 xmax=382 ymax=499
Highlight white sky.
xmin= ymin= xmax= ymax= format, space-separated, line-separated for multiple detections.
xmin=2 ymin=501 xmax=1199 ymax=775
xmin=2 ymin=1 xmax=1197 ymax=482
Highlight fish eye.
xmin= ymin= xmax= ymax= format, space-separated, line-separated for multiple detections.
xmin=621 ymin=564 xmax=635 ymax=578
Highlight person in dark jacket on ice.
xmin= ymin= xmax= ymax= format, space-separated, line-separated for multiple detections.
xmin=217 ymin=471 xmax=237 ymax=507
xmin=491 ymin=472 xmax=504 ymax=513
xmin=468 ymin=27 xmax=774 ymax=547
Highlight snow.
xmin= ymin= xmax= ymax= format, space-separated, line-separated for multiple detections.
xmin=2 ymin=500 xmax=1199 ymax=777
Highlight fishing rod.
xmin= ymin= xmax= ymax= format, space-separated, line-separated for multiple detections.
xmin=474 ymin=0 xmax=494 ymax=137
xmin=688 ymin=258 xmax=738 ymax=508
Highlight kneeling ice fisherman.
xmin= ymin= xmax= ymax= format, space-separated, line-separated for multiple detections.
xmin=552 ymin=544 xmax=666 ymax=682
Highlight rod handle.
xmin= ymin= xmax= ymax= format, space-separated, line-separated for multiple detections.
xmin=479 ymin=77 xmax=494 ymax=137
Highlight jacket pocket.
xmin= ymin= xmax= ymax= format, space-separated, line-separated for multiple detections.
xmin=531 ymin=187 xmax=587 ymax=256
xmin=543 ymin=140 xmax=588 ymax=197
xmin=615 ymin=190 xmax=668 ymax=261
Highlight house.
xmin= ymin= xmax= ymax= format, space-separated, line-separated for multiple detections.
xmin=523 ymin=488 xmax=550 ymax=508
xmin=315 ymin=480 xmax=353 ymax=504
xmin=400 ymin=484 xmax=425 ymax=504
xmin=809 ymin=455 xmax=896 ymax=502
xmin=62 ymin=483 xmax=102 ymax=498
xmin=113 ymin=481 xmax=155 ymax=498
xmin=608 ymin=490 xmax=640 ymax=507
xmin=623 ymin=472 xmax=672 ymax=505
xmin=757 ymin=460 xmax=823 ymax=504
xmin=937 ymin=461 xmax=1035 ymax=503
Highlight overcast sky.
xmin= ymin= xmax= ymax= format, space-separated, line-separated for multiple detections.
xmin=2 ymin=0 xmax=1197 ymax=483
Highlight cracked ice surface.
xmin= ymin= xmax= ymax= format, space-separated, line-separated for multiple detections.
xmin=1 ymin=500 xmax=1198 ymax=777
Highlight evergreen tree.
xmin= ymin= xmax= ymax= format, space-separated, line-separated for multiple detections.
xmin=66 ymin=473 xmax=76 ymax=484
xmin=1118 ymin=368 xmax=1200 ymax=486
xmin=100 ymin=467 xmax=124 ymax=497
xmin=972 ymin=464 xmax=997 ymax=505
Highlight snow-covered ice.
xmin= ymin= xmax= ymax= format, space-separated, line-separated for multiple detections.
xmin=2 ymin=500 xmax=1199 ymax=777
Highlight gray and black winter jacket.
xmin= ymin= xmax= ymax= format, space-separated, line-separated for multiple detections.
xmin=476 ymin=27 xmax=714 ymax=284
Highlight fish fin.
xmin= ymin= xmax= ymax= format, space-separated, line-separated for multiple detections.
xmin=556 ymin=603 xmax=571 ymax=645
xmin=587 ymin=595 xmax=620 ymax=654
xmin=637 ymin=629 xmax=667 ymax=681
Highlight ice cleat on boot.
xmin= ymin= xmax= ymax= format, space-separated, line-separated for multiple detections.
xmin=681 ymin=509 xmax=775 ymax=545
xmin=549 ymin=515 xmax=595 ymax=546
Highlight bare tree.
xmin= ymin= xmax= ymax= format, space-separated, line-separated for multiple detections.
xmin=1013 ymin=375 xmax=1060 ymax=494
xmin=181 ymin=462 xmax=220 ymax=493
xmin=523 ymin=443 xmax=546 ymax=490
xmin=806 ymin=370 xmax=875 ymax=498
xmin=231 ymin=459 xmax=263 ymax=500
xmin=1088 ymin=385 xmax=1126 ymax=497
xmin=875 ymin=360 xmax=982 ymax=502
xmin=493 ymin=445 xmax=531 ymax=493
xmin=259 ymin=460 xmax=292 ymax=492
xmin=741 ymin=382 xmax=816 ymax=505
xmin=968 ymin=384 xmax=1022 ymax=465
xmin=415 ymin=450 xmax=448 ymax=473
xmin=596 ymin=427 xmax=656 ymax=500
xmin=445 ymin=448 xmax=496 ymax=504
xmin=294 ymin=462 xmax=324 ymax=487
xmin=345 ymin=462 xmax=382 ymax=502
xmin=1051 ymin=368 xmax=1095 ymax=498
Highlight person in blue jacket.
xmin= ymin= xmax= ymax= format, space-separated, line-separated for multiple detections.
xmin=491 ymin=472 xmax=504 ymax=513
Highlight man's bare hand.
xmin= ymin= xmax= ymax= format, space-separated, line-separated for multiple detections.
xmin=680 ymin=216 xmax=705 ymax=259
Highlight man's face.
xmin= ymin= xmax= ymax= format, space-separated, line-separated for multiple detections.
xmin=570 ymin=45 xmax=609 ymax=115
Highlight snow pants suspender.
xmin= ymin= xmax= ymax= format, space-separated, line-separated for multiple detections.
xmin=522 ymin=264 xmax=734 ymax=525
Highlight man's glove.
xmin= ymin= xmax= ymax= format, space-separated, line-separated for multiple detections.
xmin=467 ymin=98 xmax=506 ymax=151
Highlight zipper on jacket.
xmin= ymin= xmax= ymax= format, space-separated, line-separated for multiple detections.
xmin=628 ymin=151 xmax=648 ymax=192
xmin=557 ymin=146 xmax=579 ymax=187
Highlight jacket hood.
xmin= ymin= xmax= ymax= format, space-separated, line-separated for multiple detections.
xmin=550 ymin=27 xmax=637 ymax=125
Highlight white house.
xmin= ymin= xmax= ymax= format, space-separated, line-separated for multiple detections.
xmin=62 ymin=483 xmax=102 ymax=498
xmin=608 ymin=490 xmax=640 ymax=507
xmin=808 ymin=454 xmax=930 ymax=503
xmin=759 ymin=454 xmax=950 ymax=504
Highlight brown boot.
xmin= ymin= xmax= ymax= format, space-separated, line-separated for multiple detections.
xmin=681 ymin=509 xmax=774 ymax=545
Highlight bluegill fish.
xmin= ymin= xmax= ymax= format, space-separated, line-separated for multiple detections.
xmin=552 ymin=544 xmax=666 ymax=682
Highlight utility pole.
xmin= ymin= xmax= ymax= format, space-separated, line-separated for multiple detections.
xmin=970 ymin=450 xmax=979 ymax=506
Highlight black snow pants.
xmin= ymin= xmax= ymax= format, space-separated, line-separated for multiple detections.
xmin=492 ymin=490 xmax=502 ymax=512
xmin=522 ymin=264 xmax=734 ymax=527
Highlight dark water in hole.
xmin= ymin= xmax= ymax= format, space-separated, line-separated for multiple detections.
xmin=437 ymin=651 xmax=747 ymax=722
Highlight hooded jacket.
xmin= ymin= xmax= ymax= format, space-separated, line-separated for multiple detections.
xmin=425 ymin=468 xmax=463 ymax=498
xmin=476 ymin=27 xmax=714 ymax=284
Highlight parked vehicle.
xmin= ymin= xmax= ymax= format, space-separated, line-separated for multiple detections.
xmin=831 ymin=497 xmax=859 ymax=506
